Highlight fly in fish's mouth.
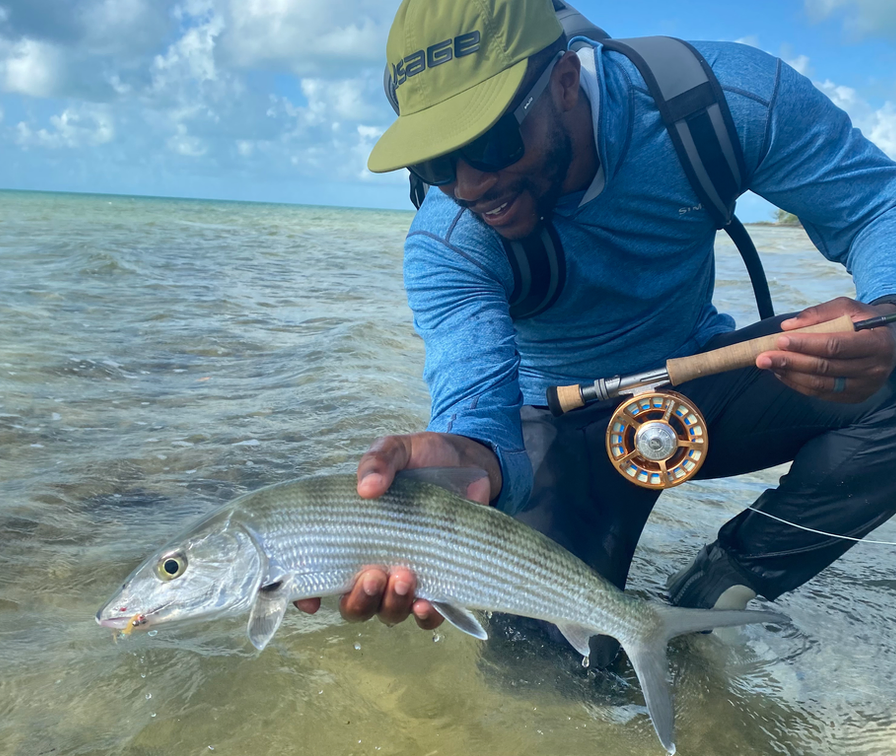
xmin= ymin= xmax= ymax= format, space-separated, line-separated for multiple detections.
xmin=96 ymin=601 xmax=172 ymax=629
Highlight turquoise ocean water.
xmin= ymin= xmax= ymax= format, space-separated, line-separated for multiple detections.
xmin=1 ymin=189 xmax=895 ymax=755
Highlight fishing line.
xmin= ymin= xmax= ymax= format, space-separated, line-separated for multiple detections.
xmin=746 ymin=505 xmax=896 ymax=546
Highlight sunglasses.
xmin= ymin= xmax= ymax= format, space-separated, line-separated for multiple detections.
xmin=408 ymin=51 xmax=564 ymax=186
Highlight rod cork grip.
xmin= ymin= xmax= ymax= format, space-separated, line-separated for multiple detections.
xmin=666 ymin=314 xmax=855 ymax=385
xmin=547 ymin=384 xmax=585 ymax=416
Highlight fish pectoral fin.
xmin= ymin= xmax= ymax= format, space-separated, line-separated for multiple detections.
xmin=247 ymin=580 xmax=292 ymax=651
xmin=554 ymin=621 xmax=595 ymax=659
xmin=430 ymin=600 xmax=488 ymax=640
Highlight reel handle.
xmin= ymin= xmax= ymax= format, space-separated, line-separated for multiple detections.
xmin=666 ymin=314 xmax=854 ymax=385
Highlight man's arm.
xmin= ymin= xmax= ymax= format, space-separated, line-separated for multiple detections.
xmin=738 ymin=54 xmax=896 ymax=399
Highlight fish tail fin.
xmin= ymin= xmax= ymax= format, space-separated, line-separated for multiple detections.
xmin=624 ymin=635 xmax=677 ymax=754
xmin=620 ymin=604 xmax=788 ymax=753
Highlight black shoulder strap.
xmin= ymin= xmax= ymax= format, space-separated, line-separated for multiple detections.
xmin=603 ymin=37 xmax=744 ymax=229
xmin=506 ymin=222 xmax=567 ymax=320
xmin=603 ymin=36 xmax=774 ymax=320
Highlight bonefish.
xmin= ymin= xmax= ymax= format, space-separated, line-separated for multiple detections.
xmin=97 ymin=469 xmax=787 ymax=753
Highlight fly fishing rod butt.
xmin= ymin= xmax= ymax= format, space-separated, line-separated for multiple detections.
xmin=547 ymin=384 xmax=585 ymax=416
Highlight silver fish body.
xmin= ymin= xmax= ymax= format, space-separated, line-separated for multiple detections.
xmin=97 ymin=470 xmax=788 ymax=754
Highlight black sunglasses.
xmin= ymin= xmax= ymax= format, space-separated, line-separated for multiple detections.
xmin=408 ymin=51 xmax=563 ymax=186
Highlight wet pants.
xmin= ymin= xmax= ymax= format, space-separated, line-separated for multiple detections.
xmin=516 ymin=314 xmax=896 ymax=601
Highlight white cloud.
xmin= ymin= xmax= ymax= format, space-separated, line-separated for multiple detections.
xmin=734 ymin=35 xmax=761 ymax=49
xmin=865 ymin=103 xmax=896 ymax=157
xmin=817 ymin=78 xmax=896 ymax=157
xmin=218 ymin=0 xmax=393 ymax=76
xmin=79 ymin=0 xmax=165 ymax=55
xmin=805 ymin=0 xmax=896 ymax=38
xmin=785 ymin=54 xmax=812 ymax=76
xmin=16 ymin=105 xmax=115 ymax=148
xmin=354 ymin=123 xmax=388 ymax=180
xmin=300 ymin=77 xmax=381 ymax=122
xmin=151 ymin=12 xmax=223 ymax=92
xmin=167 ymin=122 xmax=207 ymax=156
xmin=0 ymin=37 xmax=64 ymax=97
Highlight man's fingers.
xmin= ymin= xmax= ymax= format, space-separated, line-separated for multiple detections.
xmin=357 ymin=436 xmax=411 ymax=499
xmin=780 ymin=296 xmax=865 ymax=330
xmin=339 ymin=570 xmax=388 ymax=623
xmin=294 ymin=598 xmax=321 ymax=614
xmin=335 ymin=567 xmax=444 ymax=630
xmin=757 ymin=348 xmax=879 ymax=378
xmin=412 ymin=600 xmax=444 ymax=631
xmin=377 ymin=569 xmax=416 ymax=625
xmin=774 ymin=331 xmax=889 ymax=361
xmin=466 ymin=475 xmax=492 ymax=506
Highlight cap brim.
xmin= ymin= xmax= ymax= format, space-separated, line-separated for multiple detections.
xmin=368 ymin=60 xmax=527 ymax=173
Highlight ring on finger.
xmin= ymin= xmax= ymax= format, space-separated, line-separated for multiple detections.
xmin=832 ymin=376 xmax=847 ymax=394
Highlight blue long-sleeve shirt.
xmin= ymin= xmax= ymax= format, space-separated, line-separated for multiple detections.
xmin=402 ymin=39 xmax=896 ymax=514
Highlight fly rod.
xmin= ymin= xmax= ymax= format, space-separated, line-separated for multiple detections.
xmin=544 ymin=312 xmax=896 ymax=490
xmin=547 ymin=312 xmax=896 ymax=416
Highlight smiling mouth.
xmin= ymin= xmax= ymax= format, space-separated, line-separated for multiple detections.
xmin=477 ymin=195 xmax=520 ymax=227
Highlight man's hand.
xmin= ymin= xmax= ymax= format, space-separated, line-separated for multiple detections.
xmin=294 ymin=431 xmax=502 ymax=629
xmin=756 ymin=296 xmax=896 ymax=403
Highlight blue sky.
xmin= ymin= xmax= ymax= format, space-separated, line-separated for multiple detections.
xmin=1 ymin=0 xmax=895 ymax=221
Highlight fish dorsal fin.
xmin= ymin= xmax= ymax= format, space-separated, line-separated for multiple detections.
xmin=554 ymin=621 xmax=594 ymax=659
xmin=247 ymin=578 xmax=292 ymax=651
xmin=396 ymin=467 xmax=488 ymax=500
xmin=430 ymin=600 xmax=488 ymax=640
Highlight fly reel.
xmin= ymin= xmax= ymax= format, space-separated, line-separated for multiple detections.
xmin=548 ymin=314 xmax=883 ymax=489
xmin=605 ymin=390 xmax=708 ymax=489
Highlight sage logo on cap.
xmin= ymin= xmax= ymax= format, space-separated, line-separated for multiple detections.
xmin=391 ymin=31 xmax=482 ymax=91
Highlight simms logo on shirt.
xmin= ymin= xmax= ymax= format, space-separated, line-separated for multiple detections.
xmin=391 ymin=31 xmax=481 ymax=90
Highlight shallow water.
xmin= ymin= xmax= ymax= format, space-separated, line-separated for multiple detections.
xmin=1 ymin=190 xmax=895 ymax=756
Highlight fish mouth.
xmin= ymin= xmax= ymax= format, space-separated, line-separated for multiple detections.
xmin=97 ymin=615 xmax=131 ymax=629
xmin=95 ymin=601 xmax=173 ymax=630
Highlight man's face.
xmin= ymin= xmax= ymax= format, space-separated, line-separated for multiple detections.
xmin=438 ymin=94 xmax=573 ymax=241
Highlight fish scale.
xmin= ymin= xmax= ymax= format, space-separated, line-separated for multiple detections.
xmin=97 ymin=469 xmax=789 ymax=754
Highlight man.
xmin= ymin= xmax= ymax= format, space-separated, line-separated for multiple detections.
xmin=296 ymin=0 xmax=896 ymax=666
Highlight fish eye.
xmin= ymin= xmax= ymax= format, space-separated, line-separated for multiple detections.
xmin=156 ymin=551 xmax=187 ymax=581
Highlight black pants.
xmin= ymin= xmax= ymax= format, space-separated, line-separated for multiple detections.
xmin=517 ymin=314 xmax=896 ymax=601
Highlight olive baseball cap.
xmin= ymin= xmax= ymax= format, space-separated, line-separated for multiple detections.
xmin=367 ymin=0 xmax=563 ymax=173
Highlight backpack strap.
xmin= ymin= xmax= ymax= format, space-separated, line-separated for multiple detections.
xmin=599 ymin=36 xmax=775 ymax=320
xmin=725 ymin=216 xmax=775 ymax=320
xmin=603 ymin=36 xmax=745 ymax=229
xmin=506 ymin=222 xmax=566 ymax=320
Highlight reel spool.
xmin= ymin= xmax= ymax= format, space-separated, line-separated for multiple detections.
xmin=606 ymin=390 xmax=708 ymax=489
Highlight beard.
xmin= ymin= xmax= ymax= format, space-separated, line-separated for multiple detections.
xmin=456 ymin=108 xmax=574 ymax=238
xmin=533 ymin=113 xmax=574 ymax=219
